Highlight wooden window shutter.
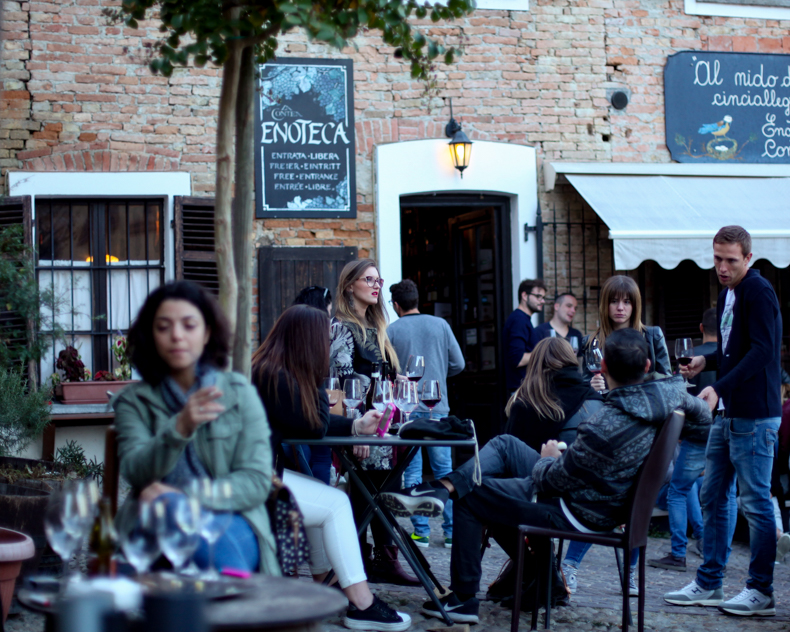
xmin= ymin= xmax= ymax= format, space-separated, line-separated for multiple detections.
xmin=173 ymin=196 xmax=219 ymax=295
xmin=258 ymin=246 xmax=357 ymax=340
xmin=0 ymin=196 xmax=33 ymax=370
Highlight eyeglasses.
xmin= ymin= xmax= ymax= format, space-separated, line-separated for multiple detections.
xmin=359 ymin=276 xmax=384 ymax=288
xmin=528 ymin=293 xmax=547 ymax=301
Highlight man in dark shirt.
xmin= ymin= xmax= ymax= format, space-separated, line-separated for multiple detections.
xmin=531 ymin=292 xmax=584 ymax=351
xmin=503 ymin=279 xmax=546 ymax=393
xmin=665 ymin=226 xmax=783 ymax=617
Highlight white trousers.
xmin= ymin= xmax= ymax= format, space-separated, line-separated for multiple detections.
xmin=282 ymin=469 xmax=367 ymax=588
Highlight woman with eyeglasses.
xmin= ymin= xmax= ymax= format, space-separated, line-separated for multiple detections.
xmin=330 ymin=259 xmax=418 ymax=586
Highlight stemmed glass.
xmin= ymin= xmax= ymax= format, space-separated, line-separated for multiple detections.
xmin=188 ymin=478 xmax=234 ymax=579
xmin=395 ymin=380 xmax=419 ymax=426
xmin=568 ymin=336 xmax=580 ymax=355
xmin=44 ymin=492 xmax=85 ymax=585
xmin=323 ymin=377 xmax=341 ymax=407
xmin=153 ymin=495 xmax=201 ymax=575
xmin=120 ymin=500 xmax=160 ymax=576
xmin=675 ymin=338 xmax=695 ymax=388
xmin=420 ymin=380 xmax=442 ymax=420
xmin=343 ymin=379 xmax=363 ymax=419
xmin=372 ymin=380 xmax=393 ymax=412
xmin=404 ymin=355 xmax=425 ymax=382
xmin=585 ymin=346 xmax=607 ymax=394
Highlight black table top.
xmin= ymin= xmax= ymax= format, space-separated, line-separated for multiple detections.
xmin=284 ymin=435 xmax=477 ymax=448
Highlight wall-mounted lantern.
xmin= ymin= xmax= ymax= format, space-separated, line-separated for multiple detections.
xmin=444 ymin=98 xmax=472 ymax=178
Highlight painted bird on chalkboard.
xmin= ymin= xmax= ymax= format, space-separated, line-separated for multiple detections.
xmin=698 ymin=115 xmax=732 ymax=137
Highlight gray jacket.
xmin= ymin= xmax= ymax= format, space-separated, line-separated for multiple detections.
xmin=532 ymin=375 xmax=711 ymax=531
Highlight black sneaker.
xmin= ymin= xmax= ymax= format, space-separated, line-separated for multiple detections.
xmin=380 ymin=482 xmax=449 ymax=518
xmin=343 ymin=595 xmax=412 ymax=631
xmin=647 ymin=554 xmax=687 ymax=571
xmin=421 ymin=592 xmax=479 ymax=624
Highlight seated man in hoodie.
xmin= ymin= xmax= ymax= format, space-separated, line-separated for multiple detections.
xmin=380 ymin=329 xmax=712 ymax=624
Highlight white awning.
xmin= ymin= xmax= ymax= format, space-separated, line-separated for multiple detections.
xmin=564 ymin=174 xmax=790 ymax=271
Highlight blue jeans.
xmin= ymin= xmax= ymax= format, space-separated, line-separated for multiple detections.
xmin=667 ymin=440 xmax=706 ymax=558
xmin=564 ymin=541 xmax=638 ymax=570
xmin=404 ymin=412 xmax=453 ymax=537
xmin=697 ymin=416 xmax=779 ymax=595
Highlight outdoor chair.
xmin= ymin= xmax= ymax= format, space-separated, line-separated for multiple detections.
xmin=511 ymin=409 xmax=686 ymax=632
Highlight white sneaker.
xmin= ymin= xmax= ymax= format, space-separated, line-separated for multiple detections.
xmin=717 ymin=587 xmax=776 ymax=617
xmin=776 ymin=532 xmax=790 ymax=563
xmin=627 ymin=568 xmax=638 ymax=597
xmin=664 ymin=580 xmax=724 ymax=606
xmin=560 ymin=562 xmax=577 ymax=594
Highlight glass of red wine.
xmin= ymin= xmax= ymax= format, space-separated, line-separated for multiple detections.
xmin=405 ymin=355 xmax=425 ymax=382
xmin=421 ymin=380 xmax=442 ymax=420
xmin=675 ymin=338 xmax=694 ymax=389
xmin=585 ymin=346 xmax=607 ymax=394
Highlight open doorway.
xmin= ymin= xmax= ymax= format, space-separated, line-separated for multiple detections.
xmin=399 ymin=194 xmax=512 ymax=445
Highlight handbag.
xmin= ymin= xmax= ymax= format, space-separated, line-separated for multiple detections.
xmin=266 ymin=475 xmax=310 ymax=575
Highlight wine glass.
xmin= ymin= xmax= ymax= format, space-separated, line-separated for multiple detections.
xmin=395 ymin=380 xmax=419 ymax=426
xmin=372 ymin=380 xmax=393 ymax=412
xmin=343 ymin=379 xmax=363 ymax=419
xmin=188 ymin=479 xmax=234 ymax=579
xmin=323 ymin=377 xmax=341 ymax=406
xmin=120 ymin=501 xmax=160 ymax=576
xmin=44 ymin=494 xmax=83 ymax=585
xmin=585 ymin=347 xmax=607 ymax=394
xmin=568 ymin=336 xmax=580 ymax=355
xmin=404 ymin=355 xmax=425 ymax=382
xmin=420 ymin=380 xmax=442 ymax=420
xmin=675 ymin=338 xmax=695 ymax=388
xmin=153 ymin=495 xmax=201 ymax=575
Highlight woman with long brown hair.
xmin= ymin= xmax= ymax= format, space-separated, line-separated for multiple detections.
xmin=330 ymin=258 xmax=418 ymax=586
xmin=583 ymin=275 xmax=671 ymax=390
xmin=504 ymin=337 xmax=602 ymax=452
xmin=252 ymin=305 xmax=411 ymax=632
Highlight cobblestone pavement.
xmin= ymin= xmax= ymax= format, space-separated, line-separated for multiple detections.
xmin=7 ymin=516 xmax=789 ymax=632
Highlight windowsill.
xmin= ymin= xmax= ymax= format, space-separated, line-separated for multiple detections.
xmin=685 ymin=0 xmax=790 ymax=19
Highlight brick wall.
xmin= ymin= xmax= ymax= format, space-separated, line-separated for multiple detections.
xmin=3 ymin=0 xmax=790 ymax=337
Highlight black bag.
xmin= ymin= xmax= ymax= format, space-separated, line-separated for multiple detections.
xmin=398 ymin=415 xmax=475 ymax=440
xmin=486 ymin=540 xmax=569 ymax=610
xmin=266 ymin=475 xmax=310 ymax=575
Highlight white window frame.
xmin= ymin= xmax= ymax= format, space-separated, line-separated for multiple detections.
xmin=474 ymin=0 xmax=529 ymax=10
xmin=685 ymin=0 xmax=790 ymax=19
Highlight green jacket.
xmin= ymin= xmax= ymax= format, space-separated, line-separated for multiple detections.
xmin=112 ymin=371 xmax=280 ymax=576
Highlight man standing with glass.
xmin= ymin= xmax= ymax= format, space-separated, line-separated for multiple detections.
xmin=387 ymin=279 xmax=465 ymax=549
xmin=503 ymin=279 xmax=546 ymax=395
xmin=531 ymin=292 xmax=583 ymax=351
xmin=664 ymin=226 xmax=783 ymax=617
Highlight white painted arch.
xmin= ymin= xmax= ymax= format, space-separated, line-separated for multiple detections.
xmin=374 ymin=138 xmax=538 ymax=318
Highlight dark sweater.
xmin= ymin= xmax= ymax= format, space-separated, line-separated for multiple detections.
xmin=257 ymin=370 xmax=352 ymax=477
xmin=704 ymin=269 xmax=783 ymax=419
xmin=504 ymin=309 xmax=535 ymax=391
xmin=504 ymin=366 xmax=602 ymax=452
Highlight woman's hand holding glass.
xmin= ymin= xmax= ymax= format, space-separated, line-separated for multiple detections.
xmin=176 ymin=386 xmax=225 ymax=438
xmin=585 ymin=347 xmax=607 ymax=394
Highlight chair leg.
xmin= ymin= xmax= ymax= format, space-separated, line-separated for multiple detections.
xmin=621 ymin=548 xmax=631 ymax=632
xmin=511 ymin=529 xmax=526 ymax=632
xmin=544 ymin=541 xmax=553 ymax=630
xmin=638 ymin=547 xmax=646 ymax=632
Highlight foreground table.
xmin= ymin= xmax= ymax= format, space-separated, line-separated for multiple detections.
xmin=285 ymin=435 xmax=477 ymax=626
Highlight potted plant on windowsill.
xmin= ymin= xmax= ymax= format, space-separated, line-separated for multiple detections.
xmin=54 ymin=337 xmax=135 ymax=405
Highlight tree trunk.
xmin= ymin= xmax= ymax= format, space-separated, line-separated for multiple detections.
xmin=214 ymin=40 xmax=241 ymax=346
xmin=232 ymin=46 xmax=256 ymax=379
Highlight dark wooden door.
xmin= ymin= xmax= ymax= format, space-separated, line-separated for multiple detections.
xmin=258 ymin=246 xmax=357 ymax=340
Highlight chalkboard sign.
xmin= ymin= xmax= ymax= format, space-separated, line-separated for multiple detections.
xmin=255 ymin=58 xmax=356 ymax=218
xmin=665 ymin=51 xmax=790 ymax=163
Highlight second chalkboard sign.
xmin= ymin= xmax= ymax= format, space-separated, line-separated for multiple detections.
xmin=665 ymin=50 xmax=790 ymax=164
xmin=255 ymin=58 xmax=357 ymax=218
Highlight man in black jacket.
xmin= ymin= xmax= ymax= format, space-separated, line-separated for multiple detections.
xmin=381 ymin=329 xmax=711 ymax=624
xmin=665 ymin=226 xmax=783 ymax=617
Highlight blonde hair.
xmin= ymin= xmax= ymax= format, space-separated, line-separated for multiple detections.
xmin=334 ymin=258 xmax=400 ymax=373
xmin=587 ymin=275 xmax=646 ymax=351
xmin=505 ymin=337 xmax=579 ymax=420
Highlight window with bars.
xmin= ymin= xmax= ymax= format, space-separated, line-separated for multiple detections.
xmin=36 ymin=198 xmax=165 ymax=380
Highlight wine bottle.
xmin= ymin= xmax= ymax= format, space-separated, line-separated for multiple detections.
xmin=365 ymin=362 xmax=381 ymax=411
xmin=90 ymin=497 xmax=119 ymax=576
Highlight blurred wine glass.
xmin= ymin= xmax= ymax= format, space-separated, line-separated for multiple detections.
xmin=188 ymin=479 xmax=234 ymax=579
xmin=404 ymin=355 xmax=425 ymax=382
xmin=322 ymin=377 xmax=341 ymax=406
xmin=568 ymin=336 xmax=580 ymax=355
xmin=120 ymin=501 xmax=160 ymax=576
xmin=153 ymin=495 xmax=201 ymax=575
xmin=395 ymin=380 xmax=419 ymax=426
xmin=372 ymin=380 xmax=393 ymax=412
xmin=44 ymin=494 xmax=82 ymax=584
xmin=343 ymin=379 xmax=363 ymax=419
xmin=675 ymin=338 xmax=694 ymax=388
xmin=585 ymin=346 xmax=607 ymax=394
xmin=420 ymin=380 xmax=442 ymax=420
